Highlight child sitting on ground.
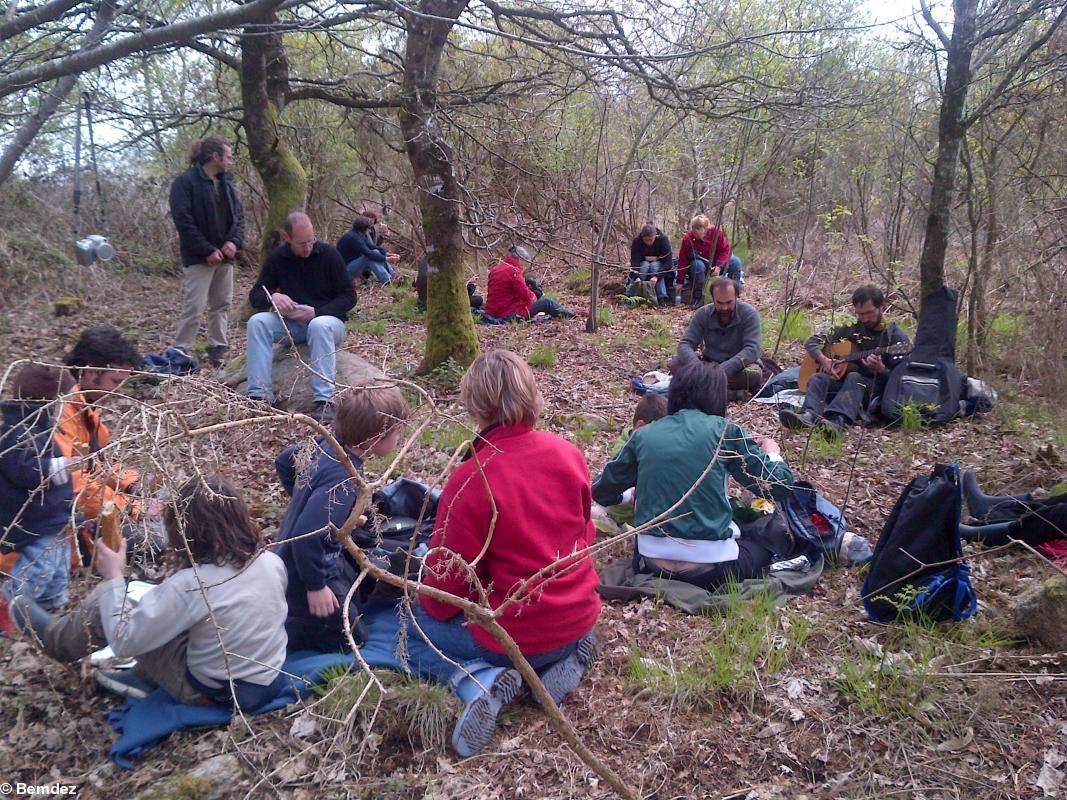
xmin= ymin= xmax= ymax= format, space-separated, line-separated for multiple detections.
xmin=276 ymin=384 xmax=410 ymax=652
xmin=1 ymin=365 xmax=75 ymax=634
xmin=604 ymin=394 xmax=668 ymax=526
xmin=10 ymin=475 xmax=289 ymax=709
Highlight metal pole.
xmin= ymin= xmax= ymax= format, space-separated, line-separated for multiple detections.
xmin=73 ymin=93 xmax=82 ymax=241
xmin=84 ymin=92 xmax=109 ymax=237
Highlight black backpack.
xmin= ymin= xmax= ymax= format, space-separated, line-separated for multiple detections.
xmin=861 ymin=464 xmax=977 ymax=623
xmin=348 ymin=478 xmax=441 ymax=583
xmin=881 ymin=287 xmax=964 ymax=424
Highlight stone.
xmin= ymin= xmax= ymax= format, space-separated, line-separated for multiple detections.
xmin=53 ymin=296 xmax=81 ymax=316
xmin=1012 ymin=574 xmax=1067 ymax=652
xmin=219 ymin=343 xmax=385 ymax=414
xmin=137 ymin=754 xmax=244 ymax=800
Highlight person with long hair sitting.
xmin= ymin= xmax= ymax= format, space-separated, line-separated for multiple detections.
xmin=10 ymin=476 xmax=288 ymax=709
xmin=593 ymin=359 xmax=799 ymax=589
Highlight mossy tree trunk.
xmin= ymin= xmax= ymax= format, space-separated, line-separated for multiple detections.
xmin=398 ymin=0 xmax=479 ymax=374
xmin=240 ymin=18 xmax=307 ymax=259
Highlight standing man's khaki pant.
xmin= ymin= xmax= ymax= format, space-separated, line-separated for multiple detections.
xmin=174 ymin=261 xmax=234 ymax=353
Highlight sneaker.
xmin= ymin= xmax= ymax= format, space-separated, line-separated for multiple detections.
xmin=452 ymin=668 xmax=524 ymax=758
xmin=779 ymin=408 xmax=819 ymax=429
xmin=9 ymin=595 xmax=53 ymax=640
xmin=312 ymin=400 xmax=335 ymax=425
xmin=537 ymin=632 xmax=601 ymax=706
xmin=93 ymin=668 xmax=152 ymax=702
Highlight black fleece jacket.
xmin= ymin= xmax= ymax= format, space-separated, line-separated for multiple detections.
xmin=168 ymin=165 xmax=245 ymax=267
xmin=248 ymin=242 xmax=358 ymax=321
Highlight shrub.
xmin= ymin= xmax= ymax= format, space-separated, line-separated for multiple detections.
xmin=769 ymin=308 xmax=813 ymax=343
xmin=529 ymin=346 xmax=557 ymax=369
xmin=566 ymin=268 xmax=592 ymax=291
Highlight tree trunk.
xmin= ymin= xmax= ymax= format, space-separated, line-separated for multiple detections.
xmin=971 ymin=148 xmax=998 ymax=367
xmin=240 ymin=19 xmax=307 ymax=258
xmin=399 ymin=0 xmax=479 ymax=374
xmin=917 ymin=0 xmax=977 ymax=298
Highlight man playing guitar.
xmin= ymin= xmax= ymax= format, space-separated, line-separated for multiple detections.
xmin=780 ymin=285 xmax=911 ymax=438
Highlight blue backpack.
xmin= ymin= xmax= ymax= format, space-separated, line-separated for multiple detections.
xmin=140 ymin=347 xmax=199 ymax=376
xmin=861 ymin=464 xmax=977 ymax=623
xmin=783 ymin=482 xmax=847 ymax=564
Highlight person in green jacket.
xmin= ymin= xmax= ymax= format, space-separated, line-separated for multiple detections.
xmin=592 ymin=359 xmax=798 ymax=589
xmin=604 ymin=394 xmax=668 ymax=526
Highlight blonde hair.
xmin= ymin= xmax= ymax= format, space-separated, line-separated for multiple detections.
xmin=332 ymin=384 xmax=410 ymax=449
xmin=690 ymin=214 xmax=711 ymax=232
xmin=460 ymin=350 xmax=543 ymax=428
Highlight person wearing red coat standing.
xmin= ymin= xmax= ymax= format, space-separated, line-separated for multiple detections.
xmin=415 ymin=349 xmax=600 ymax=757
xmin=483 ymin=245 xmax=574 ymax=320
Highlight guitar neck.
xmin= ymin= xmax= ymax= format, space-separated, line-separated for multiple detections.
xmin=836 ymin=345 xmax=899 ymax=362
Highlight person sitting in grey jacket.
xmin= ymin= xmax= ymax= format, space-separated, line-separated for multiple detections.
xmin=674 ymin=278 xmax=763 ymax=397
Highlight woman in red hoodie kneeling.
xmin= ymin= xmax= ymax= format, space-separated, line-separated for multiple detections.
xmin=482 ymin=245 xmax=575 ymax=320
xmin=415 ymin=349 xmax=600 ymax=757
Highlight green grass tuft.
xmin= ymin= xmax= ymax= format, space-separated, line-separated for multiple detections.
xmin=770 ymin=308 xmax=813 ymax=343
xmin=639 ymin=316 xmax=673 ymax=350
xmin=627 ymin=586 xmax=809 ymax=708
xmin=348 ymin=318 xmax=388 ymax=336
xmin=566 ymin=268 xmax=592 ymax=291
xmin=419 ymin=420 xmax=473 ymax=452
xmin=529 ymin=346 xmax=557 ymax=369
xmin=315 ymin=668 xmax=456 ymax=752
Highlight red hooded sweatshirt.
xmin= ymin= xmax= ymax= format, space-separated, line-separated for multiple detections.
xmin=420 ymin=423 xmax=602 ymax=654
xmin=483 ymin=255 xmax=535 ymax=319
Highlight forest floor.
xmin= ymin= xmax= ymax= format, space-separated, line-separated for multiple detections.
xmin=0 ymin=259 xmax=1065 ymax=800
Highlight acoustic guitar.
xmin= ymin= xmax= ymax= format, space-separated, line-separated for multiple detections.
xmin=798 ymin=341 xmax=911 ymax=392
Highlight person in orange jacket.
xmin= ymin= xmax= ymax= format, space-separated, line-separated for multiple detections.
xmin=55 ymin=327 xmax=160 ymax=565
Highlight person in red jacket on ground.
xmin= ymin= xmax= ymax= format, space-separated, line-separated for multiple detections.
xmin=482 ymin=245 xmax=574 ymax=320
xmin=415 ymin=349 xmax=600 ymax=757
xmin=677 ymin=214 xmax=735 ymax=308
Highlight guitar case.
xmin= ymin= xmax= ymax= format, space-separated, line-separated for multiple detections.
xmin=880 ymin=287 xmax=963 ymax=424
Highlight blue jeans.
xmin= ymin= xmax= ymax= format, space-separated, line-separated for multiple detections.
xmin=724 ymin=255 xmax=744 ymax=282
xmin=2 ymin=535 xmax=70 ymax=609
xmin=530 ymin=297 xmax=572 ymax=318
xmin=638 ymin=260 xmax=667 ymax=301
xmin=246 ymin=312 xmax=347 ymax=403
xmin=346 ymin=256 xmax=394 ymax=283
xmin=409 ymin=607 xmax=580 ymax=679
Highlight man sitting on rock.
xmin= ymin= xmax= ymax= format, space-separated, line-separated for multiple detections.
xmin=246 ymin=211 xmax=357 ymax=423
xmin=674 ymin=278 xmax=763 ymax=399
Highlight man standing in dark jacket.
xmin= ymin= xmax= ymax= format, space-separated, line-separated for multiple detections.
xmin=246 ymin=212 xmax=357 ymax=423
xmin=169 ymin=136 xmax=245 ymax=366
